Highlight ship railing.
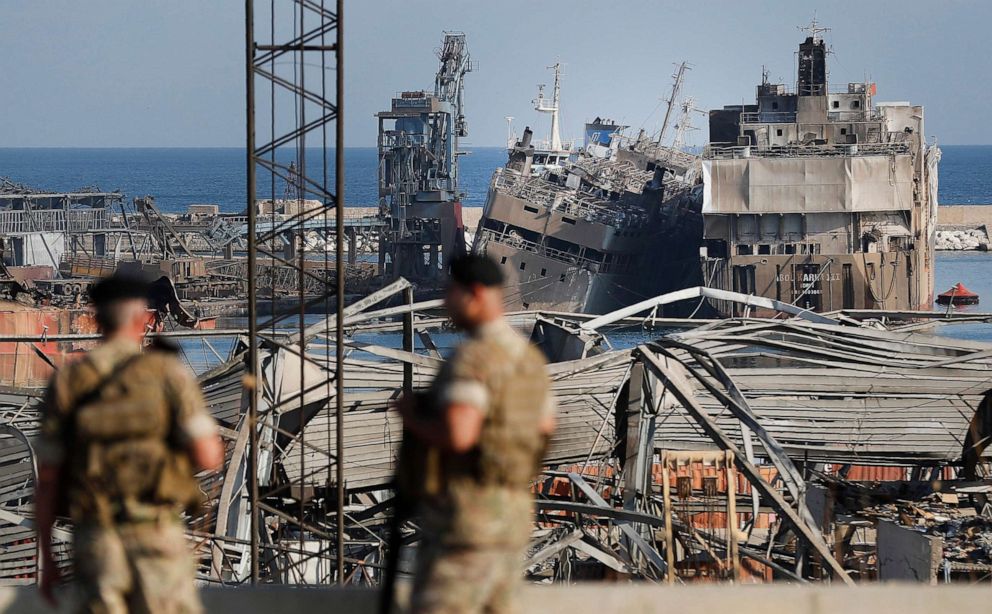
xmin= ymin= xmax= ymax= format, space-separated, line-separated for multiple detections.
xmin=613 ymin=136 xmax=699 ymax=170
xmin=655 ymin=148 xmax=699 ymax=171
xmin=531 ymin=138 xmax=575 ymax=153
xmin=478 ymin=228 xmax=628 ymax=274
xmin=826 ymin=110 xmax=881 ymax=122
xmin=741 ymin=110 xmax=884 ymax=125
xmin=491 ymin=169 xmax=639 ymax=229
xmin=703 ymin=142 xmax=911 ymax=159
xmin=741 ymin=111 xmax=796 ymax=124
xmin=752 ymin=83 xmax=875 ymax=96
xmin=569 ymin=158 xmax=655 ymax=195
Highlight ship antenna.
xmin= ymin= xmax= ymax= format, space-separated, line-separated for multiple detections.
xmin=798 ymin=14 xmax=830 ymax=43
xmin=672 ymin=96 xmax=705 ymax=151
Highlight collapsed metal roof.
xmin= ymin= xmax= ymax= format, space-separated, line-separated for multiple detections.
xmin=0 ymin=282 xmax=991 ymax=584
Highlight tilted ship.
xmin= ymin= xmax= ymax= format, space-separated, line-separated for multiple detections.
xmin=473 ymin=66 xmax=704 ymax=314
xmin=700 ymin=24 xmax=940 ymax=316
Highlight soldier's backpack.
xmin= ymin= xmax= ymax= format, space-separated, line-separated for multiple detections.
xmin=62 ymin=348 xmax=203 ymax=524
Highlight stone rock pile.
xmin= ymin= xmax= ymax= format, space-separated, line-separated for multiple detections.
xmin=936 ymin=228 xmax=990 ymax=251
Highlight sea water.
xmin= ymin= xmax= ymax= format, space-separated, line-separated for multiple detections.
xmin=0 ymin=147 xmax=507 ymax=211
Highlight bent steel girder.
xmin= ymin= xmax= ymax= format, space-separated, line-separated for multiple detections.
xmin=635 ymin=346 xmax=854 ymax=585
xmin=580 ymin=286 xmax=839 ymax=332
xmin=649 ymin=338 xmax=811 ymax=527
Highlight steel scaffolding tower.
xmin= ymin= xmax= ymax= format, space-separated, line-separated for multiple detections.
xmin=245 ymin=0 xmax=344 ymax=584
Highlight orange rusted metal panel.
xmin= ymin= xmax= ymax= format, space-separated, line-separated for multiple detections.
xmin=0 ymin=301 xmax=98 ymax=386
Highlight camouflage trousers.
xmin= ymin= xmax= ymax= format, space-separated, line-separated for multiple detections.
xmin=73 ymin=520 xmax=202 ymax=614
xmin=408 ymin=537 xmax=525 ymax=614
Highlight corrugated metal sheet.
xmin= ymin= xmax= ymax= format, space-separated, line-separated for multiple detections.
xmin=649 ymin=319 xmax=992 ymax=465
xmin=278 ymin=350 xmax=628 ymax=490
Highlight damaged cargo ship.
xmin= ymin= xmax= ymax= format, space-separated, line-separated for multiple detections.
xmin=700 ymin=26 xmax=940 ymax=315
xmin=473 ymin=67 xmax=704 ymax=313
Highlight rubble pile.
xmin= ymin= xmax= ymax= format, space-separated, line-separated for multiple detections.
xmin=936 ymin=516 xmax=992 ymax=565
xmin=831 ymin=479 xmax=992 ymax=570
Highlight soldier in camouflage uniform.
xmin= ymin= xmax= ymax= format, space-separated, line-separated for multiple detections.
xmin=35 ymin=272 xmax=224 ymax=613
xmin=398 ymin=254 xmax=556 ymax=614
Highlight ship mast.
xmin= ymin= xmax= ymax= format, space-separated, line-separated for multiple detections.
xmin=798 ymin=15 xmax=830 ymax=43
xmin=534 ymin=62 xmax=563 ymax=151
xmin=672 ymin=96 xmax=705 ymax=151
xmin=657 ymin=61 xmax=690 ymax=146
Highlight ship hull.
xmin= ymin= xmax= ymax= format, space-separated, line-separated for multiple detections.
xmin=483 ymin=240 xmax=648 ymax=314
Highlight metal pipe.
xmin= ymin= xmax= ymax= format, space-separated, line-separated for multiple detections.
xmin=0 ymin=329 xmax=286 ymax=343
xmin=579 ymin=286 xmax=838 ymax=332
xmin=334 ymin=0 xmax=345 ymax=584
xmin=244 ymin=0 xmax=260 ymax=586
xmin=298 ymin=233 xmax=307 ymax=567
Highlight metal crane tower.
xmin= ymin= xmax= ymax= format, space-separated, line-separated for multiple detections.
xmin=377 ymin=32 xmax=472 ymax=281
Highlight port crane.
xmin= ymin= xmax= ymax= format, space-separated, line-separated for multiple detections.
xmin=376 ymin=32 xmax=472 ymax=280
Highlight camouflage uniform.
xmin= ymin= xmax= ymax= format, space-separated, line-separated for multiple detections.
xmin=38 ymin=337 xmax=217 ymax=614
xmin=410 ymin=320 xmax=555 ymax=614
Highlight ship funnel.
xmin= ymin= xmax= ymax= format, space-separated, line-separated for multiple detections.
xmin=518 ymin=127 xmax=533 ymax=148
xmin=507 ymin=127 xmax=535 ymax=175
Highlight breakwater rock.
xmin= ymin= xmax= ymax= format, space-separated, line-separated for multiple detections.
xmin=935 ymin=228 xmax=990 ymax=251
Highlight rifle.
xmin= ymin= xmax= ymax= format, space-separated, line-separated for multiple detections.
xmin=380 ymin=392 xmax=433 ymax=614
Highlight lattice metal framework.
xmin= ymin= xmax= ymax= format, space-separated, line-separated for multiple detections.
xmin=245 ymin=0 xmax=345 ymax=584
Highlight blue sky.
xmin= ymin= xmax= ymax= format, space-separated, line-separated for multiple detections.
xmin=2 ymin=0 xmax=989 ymax=147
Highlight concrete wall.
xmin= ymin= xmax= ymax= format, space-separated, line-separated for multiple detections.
xmin=938 ymin=205 xmax=992 ymax=228
xmin=877 ymin=520 xmax=942 ymax=584
xmin=3 ymin=584 xmax=991 ymax=614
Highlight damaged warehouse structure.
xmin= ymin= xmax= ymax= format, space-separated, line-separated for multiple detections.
xmin=1 ymin=280 xmax=992 ymax=586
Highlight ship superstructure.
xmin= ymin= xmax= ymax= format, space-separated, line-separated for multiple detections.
xmin=527 ymin=62 xmax=575 ymax=174
xmin=700 ymin=25 xmax=940 ymax=315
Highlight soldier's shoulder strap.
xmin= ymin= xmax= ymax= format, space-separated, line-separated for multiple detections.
xmin=69 ymin=352 xmax=145 ymax=414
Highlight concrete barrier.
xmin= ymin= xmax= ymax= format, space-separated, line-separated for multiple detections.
xmin=3 ymin=583 xmax=992 ymax=613
xmin=938 ymin=205 xmax=992 ymax=228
